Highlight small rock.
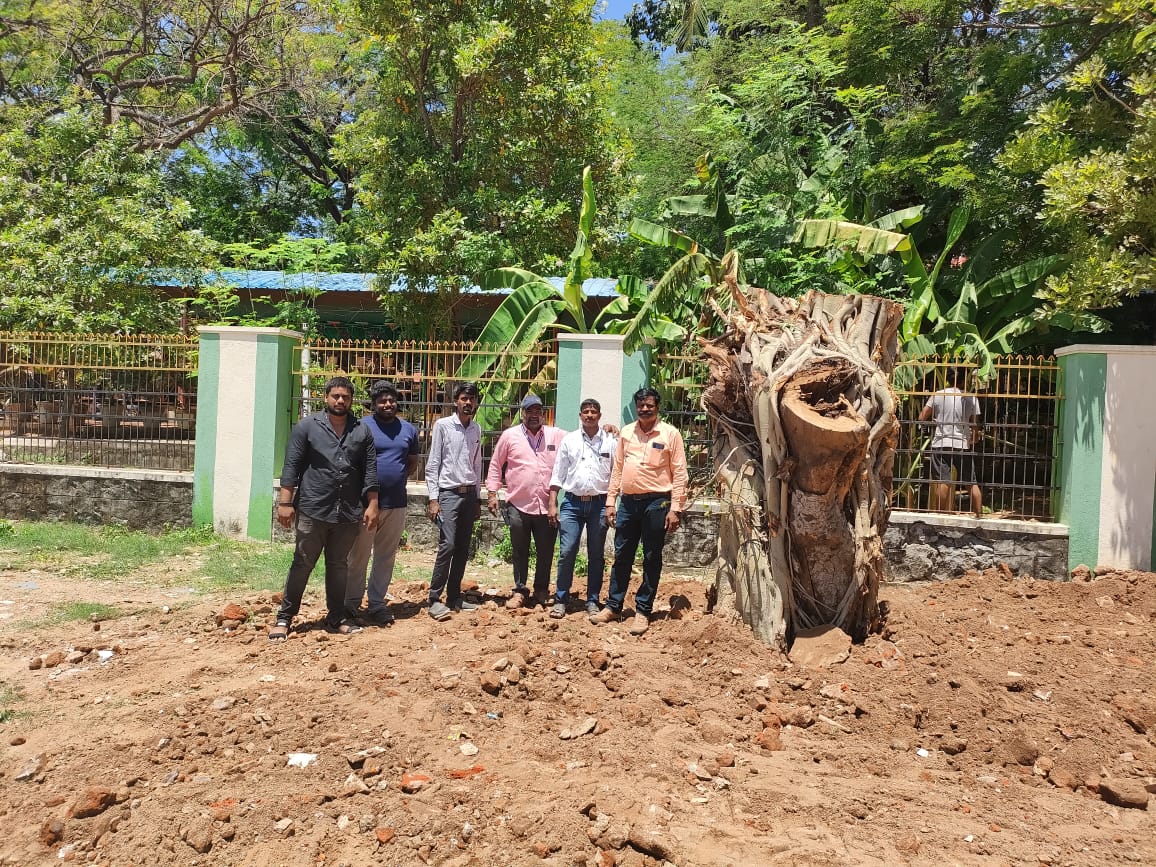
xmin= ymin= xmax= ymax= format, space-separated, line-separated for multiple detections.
xmin=359 ymin=814 xmax=377 ymax=833
xmin=940 ymin=736 xmax=968 ymax=756
xmin=506 ymin=666 xmax=521 ymax=685
xmin=211 ymin=696 xmax=237 ymax=711
xmin=15 ymin=754 xmax=44 ymax=781
xmin=343 ymin=773 xmax=370 ymax=794
xmin=39 ymin=819 xmax=64 ymax=846
xmin=492 ymin=657 xmax=509 ymax=672
xmin=9 ymin=736 xmax=26 ymax=746
xmin=480 ymin=672 xmax=502 ymax=696
xmin=185 ymin=819 xmax=213 ymax=853
xmin=574 ymin=717 xmax=597 ymax=737
xmin=627 ymin=826 xmax=677 ymax=861
xmin=375 ymin=826 xmax=396 ymax=844
xmin=70 ymin=787 xmax=116 ymax=819
xmin=28 ymin=656 xmax=42 ymax=670
xmin=274 ymin=817 xmax=294 ymax=835
xmin=1003 ymin=733 xmax=1039 ymax=766
xmin=687 ymin=763 xmax=713 ymax=781
xmin=460 ymin=742 xmax=479 ymax=757
xmin=43 ymin=651 xmax=65 ymax=668
xmin=217 ymin=602 xmax=248 ymax=624
xmin=1048 ymin=767 xmax=1078 ymax=790
xmin=716 ymin=752 xmax=736 ymax=768
xmin=780 ymin=706 xmax=815 ymax=728
xmin=589 ymin=650 xmax=609 ymax=671
xmin=400 ymin=772 xmax=431 ymax=793
xmin=1099 ymin=779 xmax=1149 ymax=810
xmin=789 ymin=626 xmax=851 ymax=669
xmin=754 ymin=728 xmax=783 ymax=751
xmin=65 ymin=650 xmax=85 ymax=664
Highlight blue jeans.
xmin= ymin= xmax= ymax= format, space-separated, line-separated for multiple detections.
xmin=554 ymin=493 xmax=607 ymax=604
xmin=606 ymin=493 xmax=670 ymax=617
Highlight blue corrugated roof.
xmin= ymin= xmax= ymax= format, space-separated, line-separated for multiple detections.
xmin=156 ymin=269 xmax=625 ymax=298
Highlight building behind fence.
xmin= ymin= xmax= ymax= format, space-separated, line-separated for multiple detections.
xmin=0 ymin=331 xmax=1062 ymax=522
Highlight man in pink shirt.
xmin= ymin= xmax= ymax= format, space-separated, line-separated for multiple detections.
xmin=487 ymin=394 xmax=567 ymax=609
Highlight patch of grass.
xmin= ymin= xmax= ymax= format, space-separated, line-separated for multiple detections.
xmin=193 ymin=538 xmax=294 ymax=593
xmin=0 ymin=683 xmax=26 ymax=723
xmin=46 ymin=602 xmax=121 ymax=624
xmin=0 ymin=521 xmax=217 ymax=577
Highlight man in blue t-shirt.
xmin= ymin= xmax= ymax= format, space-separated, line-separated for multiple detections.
xmin=346 ymin=381 xmax=419 ymax=625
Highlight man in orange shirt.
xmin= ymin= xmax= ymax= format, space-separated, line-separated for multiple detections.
xmin=591 ymin=387 xmax=688 ymax=636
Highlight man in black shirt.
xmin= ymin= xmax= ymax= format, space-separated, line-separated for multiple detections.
xmin=269 ymin=376 xmax=379 ymax=640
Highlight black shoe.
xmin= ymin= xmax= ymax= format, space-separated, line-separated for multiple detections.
xmin=367 ymin=609 xmax=395 ymax=626
xmin=451 ymin=599 xmax=480 ymax=612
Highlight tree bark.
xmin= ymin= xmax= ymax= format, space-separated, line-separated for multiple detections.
xmin=703 ymin=283 xmax=902 ymax=649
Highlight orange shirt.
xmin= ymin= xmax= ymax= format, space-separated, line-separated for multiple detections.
xmin=607 ymin=419 xmax=688 ymax=512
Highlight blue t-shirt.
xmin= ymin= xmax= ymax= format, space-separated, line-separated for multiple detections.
xmin=366 ymin=416 xmax=419 ymax=509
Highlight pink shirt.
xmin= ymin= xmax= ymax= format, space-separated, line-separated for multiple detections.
xmin=486 ymin=424 xmax=566 ymax=514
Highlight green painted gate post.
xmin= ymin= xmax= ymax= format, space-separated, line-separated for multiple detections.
xmin=555 ymin=334 xmax=650 ymax=430
xmin=1056 ymin=344 xmax=1156 ymax=573
xmin=193 ymin=327 xmax=302 ymax=540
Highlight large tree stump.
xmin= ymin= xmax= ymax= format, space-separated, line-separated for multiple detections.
xmin=702 ymin=281 xmax=902 ymax=648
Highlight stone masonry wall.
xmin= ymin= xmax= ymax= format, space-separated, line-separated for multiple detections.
xmin=0 ymin=465 xmax=193 ymax=529
xmin=0 ymin=468 xmax=1067 ymax=582
xmin=882 ymin=511 xmax=1068 ymax=582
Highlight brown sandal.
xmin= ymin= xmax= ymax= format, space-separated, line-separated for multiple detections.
xmin=268 ymin=621 xmax=290 ymax=641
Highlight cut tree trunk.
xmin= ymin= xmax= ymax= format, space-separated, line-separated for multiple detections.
xmin=702 ymin=283 xmax=902 ymax=649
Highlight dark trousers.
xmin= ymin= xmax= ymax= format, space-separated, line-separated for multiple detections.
xmin=276 ymin=513 xmax=360 ymax=627
xmin=508 ymin=505 xmax=557 ymax=598
xmin=429 ymin=489 xmax=478 ymax=606
xmin=555 ymin=493 xmax=607 ymax=603
xmin=606 ymin=493 xmax=670 ymax=617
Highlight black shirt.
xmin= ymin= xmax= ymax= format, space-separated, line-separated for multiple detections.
xmin=280 ymin=411 xmax=378 ymax=523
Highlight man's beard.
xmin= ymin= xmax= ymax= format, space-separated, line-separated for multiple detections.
xmin=328 ymin=405 xmax=348 ymax=416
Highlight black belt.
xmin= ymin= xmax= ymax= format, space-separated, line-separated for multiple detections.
xmin=566 ymin=493 xmax=606 ymax=502
xmin=620 ymin=491 xmax=670 ymax=501
xmin=440 ymin=485 xmax=476 ymax=495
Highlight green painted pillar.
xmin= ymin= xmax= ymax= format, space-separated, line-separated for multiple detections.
xmin=1056 ymin=345 xmax=1156 ymax=572
xmin=193 ymin=327 xmax=302 ymax=539
xmin=555 ymin=334 xmax=650 ymax=429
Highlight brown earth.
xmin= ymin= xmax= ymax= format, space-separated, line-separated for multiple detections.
xmin=0 ymin=552 xmax=1154 ymax=866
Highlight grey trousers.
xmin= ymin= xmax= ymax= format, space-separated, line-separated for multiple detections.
xmin=428 ymin=489 xmax=478 ymax=606
xmin=276 ymin=513 xmax=360 ymax=627
xmin=346 ymin=506 xmax=407 ymax=614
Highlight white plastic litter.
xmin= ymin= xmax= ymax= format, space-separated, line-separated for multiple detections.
xmin=286 ymin=752 xmax=317 ymax=768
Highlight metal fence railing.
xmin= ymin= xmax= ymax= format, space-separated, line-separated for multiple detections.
xmin=0 ymin=332 xmax=1060 ymax=521
xmin=293 ymin=339 xmax=558 ymax=482
xmin=0 ymin=332 xmax=198 ymax=471
xmin=651 ymin=348 xmax=1061 ymax=521
xmin=891 ymin=354 xmax=1060 ymax=520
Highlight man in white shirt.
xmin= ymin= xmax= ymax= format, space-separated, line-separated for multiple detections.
xmin=919 ymin=367 xmax=983 ymax=517
xmin=547 ymin=398 xmax=617 ymax=619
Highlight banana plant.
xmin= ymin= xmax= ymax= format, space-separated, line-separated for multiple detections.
xmin=795 ymin=208 xmax=1100 ymax=378
xmin=456 ymin=167 xmax=690 ymax=429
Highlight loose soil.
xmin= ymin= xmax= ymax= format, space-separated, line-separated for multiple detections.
xmin=0 ymin=551 xmax=1153 ymax=866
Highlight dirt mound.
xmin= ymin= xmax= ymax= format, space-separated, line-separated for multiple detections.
xmin=1 ymin=563 xmax=1153 ymax=865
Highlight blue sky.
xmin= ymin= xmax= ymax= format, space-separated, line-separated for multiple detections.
xmin=596 ymin=0 xmax=633 ymax=20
